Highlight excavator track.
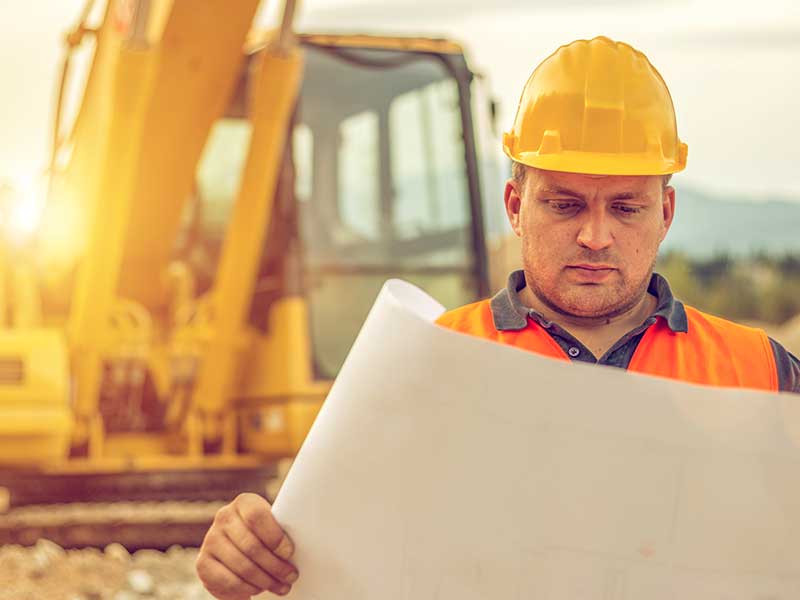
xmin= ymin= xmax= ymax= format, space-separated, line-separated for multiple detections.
xmin=0 ymin=500 xmax=223 ymax=551
xmin=0 ymin=466 xmax=280 ymax=551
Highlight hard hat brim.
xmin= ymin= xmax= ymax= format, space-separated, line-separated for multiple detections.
xmin=504 ymin=144 xmax=688 ymax=177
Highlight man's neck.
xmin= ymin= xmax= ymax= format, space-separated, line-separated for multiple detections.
xmin=518 ymin=285 xmax=658 ymax=359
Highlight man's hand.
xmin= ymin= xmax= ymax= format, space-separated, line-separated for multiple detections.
xmin=196 ymin=493 xmax=299 ymax=599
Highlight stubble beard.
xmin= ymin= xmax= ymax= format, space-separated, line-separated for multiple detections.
xmin=523 ymin=257 xmax=656 ymax=322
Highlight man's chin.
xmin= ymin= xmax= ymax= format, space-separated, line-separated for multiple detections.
xmin=551 ymin=292 xmax=625 ymax=319
xmin=557 ymin=304 xmax=614 ymax=319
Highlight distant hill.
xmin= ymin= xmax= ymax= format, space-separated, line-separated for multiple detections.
xmin=664 ymin=187 xmax=800 ymax=257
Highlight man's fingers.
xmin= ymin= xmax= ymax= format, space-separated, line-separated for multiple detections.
xmin=224 ymin=513 xmax=299 ymax=585
xmin=195 ymin=552 xmax=266 ymax=600
xmin=233 ymin=493 xmax=295 ymax=559
xmin=209 ymin=534 xmax=289 ymax=596
xmin=199 ymin=494 xmax=296 ymax=599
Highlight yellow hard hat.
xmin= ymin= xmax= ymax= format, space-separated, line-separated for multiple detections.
xmin=503 ymin=36 xmax=688 ymax=176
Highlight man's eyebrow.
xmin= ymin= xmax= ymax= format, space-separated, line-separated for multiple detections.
xmin=539 ymin=185 xmax=585 ymax=199
xmin=539 ymin=187 xmax=649 ymax=201
xmin=610 ymin=192 xmax=638 ymax=201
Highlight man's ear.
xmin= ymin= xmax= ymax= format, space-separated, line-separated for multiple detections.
xmin=504 ymin=179 xmax=524 ymax=238
xmin=660 ymin=185 xmax=676 ymax=242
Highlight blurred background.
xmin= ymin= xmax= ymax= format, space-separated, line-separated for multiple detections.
xmin=2 ymin=0 xmax=799 ymax=340
xmin=0 ymin=1 xmax=797 ymax=598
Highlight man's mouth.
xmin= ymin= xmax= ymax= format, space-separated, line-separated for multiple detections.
xmin=566 ymin=264 xmax=617 ymax=282
xmin=567 ymin=264 xmax=616 ymax=271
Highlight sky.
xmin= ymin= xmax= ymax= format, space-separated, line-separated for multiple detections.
xmin=0 ymin=0 xmax=798 ymax=200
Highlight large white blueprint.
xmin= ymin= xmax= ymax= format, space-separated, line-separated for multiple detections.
xmin=269 ymin=279 xmax=800 ymax=600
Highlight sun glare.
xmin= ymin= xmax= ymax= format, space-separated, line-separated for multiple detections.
xmin=2 ymin=174 xmax=45 ymax=242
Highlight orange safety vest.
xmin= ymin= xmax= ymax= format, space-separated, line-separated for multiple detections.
xmin=436 ymin=299 xmax=778 ymax=391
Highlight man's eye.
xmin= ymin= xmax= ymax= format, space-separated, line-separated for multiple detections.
xmin=549 ymin=201 xmax=580 ymax=213
xmin=613 ymin=204 xmax=642 ymax=215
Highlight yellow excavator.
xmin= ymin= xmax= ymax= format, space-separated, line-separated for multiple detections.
xmin=0 ymin=0 xmax=507 ymax=548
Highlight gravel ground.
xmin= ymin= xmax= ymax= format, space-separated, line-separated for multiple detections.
xmin=0 ymin=539 xmax=217 ymax=600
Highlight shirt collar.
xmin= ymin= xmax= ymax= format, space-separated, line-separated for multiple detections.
xmin=490 ymin=269 xmax=688 ymax=333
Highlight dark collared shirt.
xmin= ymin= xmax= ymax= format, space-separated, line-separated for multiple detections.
xmin=491 ymin=270 xmax=800 ymax=394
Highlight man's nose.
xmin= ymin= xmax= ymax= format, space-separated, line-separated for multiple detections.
xmin=576 ymin=210 xmax=614 ymax=251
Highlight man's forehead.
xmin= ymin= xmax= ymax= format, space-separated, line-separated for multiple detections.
xmin=529 ymin=167 xmax=657 ymax=193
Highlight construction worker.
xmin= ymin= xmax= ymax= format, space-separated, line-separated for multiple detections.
xmin=437 ymin=36 xmax=799 ymax=391
xmin=195 ymin=36 xmax=800 ymax=599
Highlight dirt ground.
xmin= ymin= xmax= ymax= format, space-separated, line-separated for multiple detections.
xmin=0 ymin=540 xmax=217 ymax=600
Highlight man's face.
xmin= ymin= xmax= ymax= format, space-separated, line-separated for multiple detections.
xmin=504 ymin=167 xmax=675 ymax=320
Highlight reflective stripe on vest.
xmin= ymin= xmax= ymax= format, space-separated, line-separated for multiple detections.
xmin=435 ymin=300 xmax=778 ymax=391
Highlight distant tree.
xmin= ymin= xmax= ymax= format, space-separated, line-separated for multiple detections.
xmin=778 ymin=255 xmax=800 ymax=276
xmin=656 ymin=250 xmax=800 ymax=325
xmin=692 ymin=252 xmax=732 ymax=285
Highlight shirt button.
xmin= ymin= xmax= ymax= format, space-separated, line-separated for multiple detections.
xmin=568 ymin=347 xmax=580 ymax=357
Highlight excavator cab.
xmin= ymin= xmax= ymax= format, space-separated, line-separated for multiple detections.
xmin=190 ymin=36 xmax=491 ymax=381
